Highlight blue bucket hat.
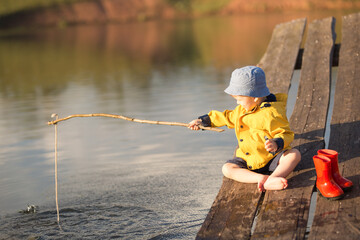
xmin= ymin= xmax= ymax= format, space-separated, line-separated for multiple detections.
xmin=224 ymin=66 xmax=270 ymax=97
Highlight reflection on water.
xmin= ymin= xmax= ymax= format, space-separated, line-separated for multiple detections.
xmin=0 ymin=10 xmax=356 ymax=239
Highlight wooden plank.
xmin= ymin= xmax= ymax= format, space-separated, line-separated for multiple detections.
xmin=196 ymin=18 xmax=306 ymax=240
xmin=295 ymin=44 xmax=340 ymax=69
xmin=258 ymin=18 xmax=306 ymax=93
xmin=196 ymin=178 xmax=261 ymax=240
xmin=251 ymin=17 xmax=336 ymax=239
xmin=308 ymin=12 xmax=360 ymax=240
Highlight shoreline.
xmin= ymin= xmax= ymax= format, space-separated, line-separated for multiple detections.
xmin=1 ymin=0 xmax=360 ymax=29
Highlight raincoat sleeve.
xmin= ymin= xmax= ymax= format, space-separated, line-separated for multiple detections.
xmin=267 ymin=114 xmax=294 ymax=151
xmin=207 ymin=109 xmax=236 ymax=129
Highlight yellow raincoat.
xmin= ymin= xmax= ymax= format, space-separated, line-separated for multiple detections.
xmin=208 ymin=93 xmax=294 ymax=170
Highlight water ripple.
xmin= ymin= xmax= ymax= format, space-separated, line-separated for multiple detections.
xmin=0 ymin=203 xmax=204 ymax=239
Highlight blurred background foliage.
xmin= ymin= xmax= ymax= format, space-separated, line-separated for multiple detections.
xmin=0 ymin=0 xmax=87 ymax=16
xmin=2 ymin=0 xmax=360 ymax=18
xmin=165 ymin=0 xmax=231 ymax=13
xmin=0 ymin=0 xmax=232 ymax=16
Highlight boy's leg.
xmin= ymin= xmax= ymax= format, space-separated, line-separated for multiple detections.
xmin=264 ymin=148 xmax=301 ymax=190
xmin=222 ymin=163 xmax=269 ymax=192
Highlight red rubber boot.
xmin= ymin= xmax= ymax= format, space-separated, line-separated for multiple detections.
xmin=317 ymin=149 xmax=353 ymax=191
xmin=313 ymin=155 xmax=344 ymax=200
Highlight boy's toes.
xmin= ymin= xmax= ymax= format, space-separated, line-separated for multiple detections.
xmin=257 ymin=182 xmax=265 ymax=192
xmin=264 ymin=177 xmax=288 ymax=190
xmin=282 ymin=179 xmax=288 ymax=189
xmin=257 ymin=175 xmax=268 ymax=192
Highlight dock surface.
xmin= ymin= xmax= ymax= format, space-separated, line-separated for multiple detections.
xmin=196 ymin=12 xmax=360 ymax=240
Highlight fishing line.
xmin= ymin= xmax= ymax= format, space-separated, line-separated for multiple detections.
xmin=51 ymin=113 xmax=62 ymax=230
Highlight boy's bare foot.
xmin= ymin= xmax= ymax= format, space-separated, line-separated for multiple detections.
xmin=264 ymin=176 xmax=288 ymax=190
xmin=257 ymin=175 xmax=269 ymax=192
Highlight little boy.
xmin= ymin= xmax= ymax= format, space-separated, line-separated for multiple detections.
xmin=188 ymin=66 xmax=301 ymax=191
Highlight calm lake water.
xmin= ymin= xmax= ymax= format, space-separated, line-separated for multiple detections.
xmin=0 ymin=10 xmax=356 ymax=239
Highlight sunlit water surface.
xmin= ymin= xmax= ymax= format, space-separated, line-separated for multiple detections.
xmin=0 ymin=10 xmax=353 ymax=239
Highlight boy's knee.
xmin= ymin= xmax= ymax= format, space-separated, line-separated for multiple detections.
xmin=293 ymin=148 xmax=301 ymax=163
xmin=287 ymin=148 xmax=301 ymax=164
xmin=222 ymin=163 xmax=235 ymax=178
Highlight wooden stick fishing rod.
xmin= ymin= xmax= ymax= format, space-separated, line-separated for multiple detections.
xmin=48 ymin=113 xmax=224 ymax=132
xmin=48 ymin=113 xmax=222 ymax=225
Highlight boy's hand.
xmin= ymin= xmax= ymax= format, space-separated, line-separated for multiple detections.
xmin=265 ymin=139 xmax=278 ymax=153
xmin=188 ymin=119 xmax=202 ymax=130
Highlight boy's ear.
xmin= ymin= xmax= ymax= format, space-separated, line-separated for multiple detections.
xmin=254 ymin=96 xmax=265 ymax=103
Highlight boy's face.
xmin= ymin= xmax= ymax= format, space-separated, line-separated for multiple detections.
xmin=231 ymin=95 xmax=258 ymax=111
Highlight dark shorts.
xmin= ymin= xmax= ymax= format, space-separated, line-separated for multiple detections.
xmin=226 ymin=151 xmax=285 ymax=174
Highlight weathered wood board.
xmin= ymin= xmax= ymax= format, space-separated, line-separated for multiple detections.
xmin=197 ymin=12 xmax=360 ymax=240
xmin=196 ymin=178 xmax=261 ymax=240
xmin=258 ymin=18 xmax=306 ymax=93
xmin=308 ymin=12 xmax=360 ymax=240
xmin=251 ymin=17 xmax=336 ymax=240
xmin=295 ymin=44 xmax=340 ymax=69
xmin=196 ymin=18 xmax=306 ymax=240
